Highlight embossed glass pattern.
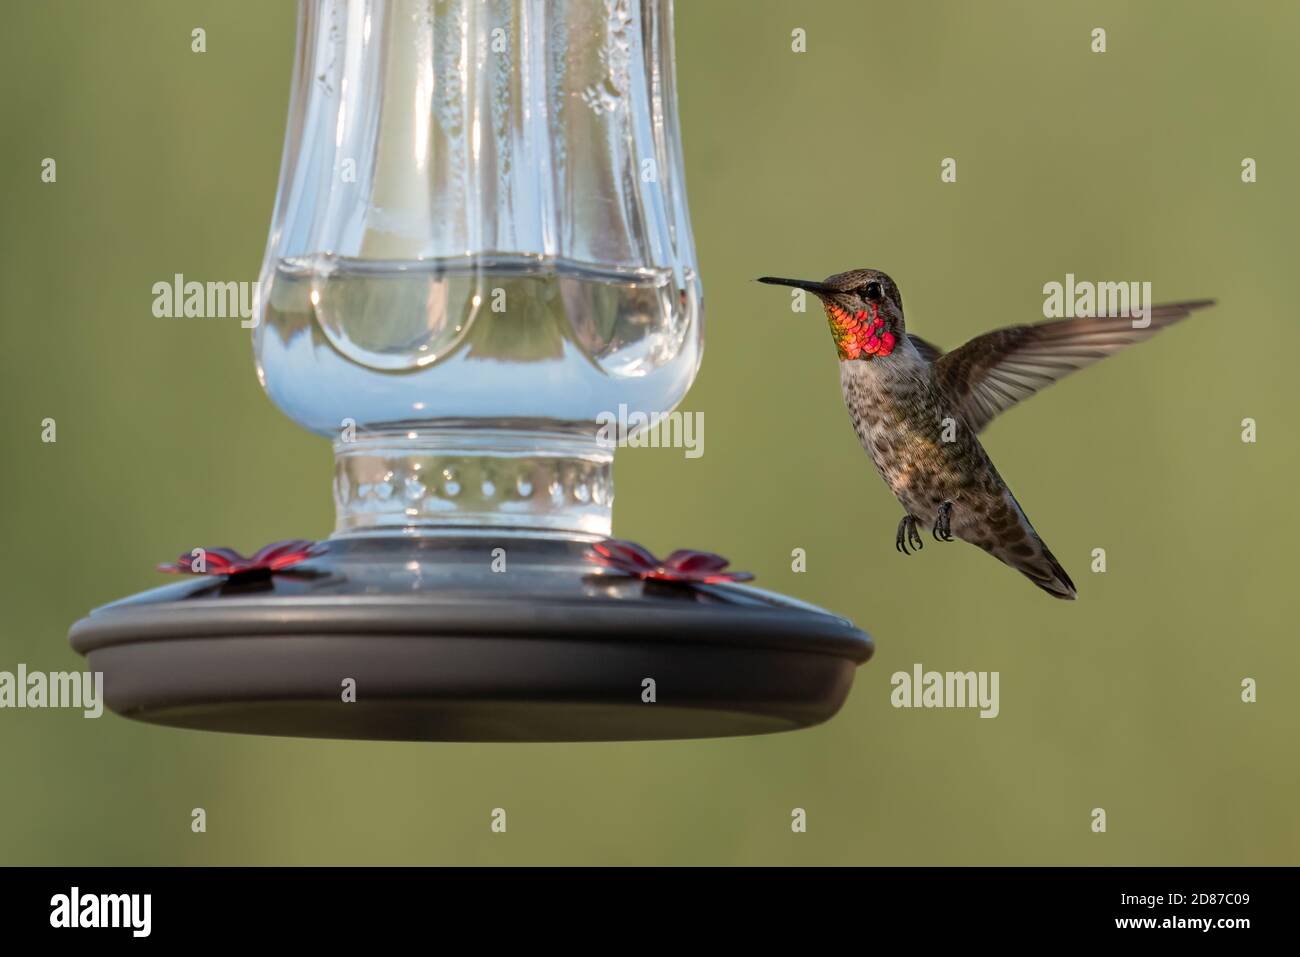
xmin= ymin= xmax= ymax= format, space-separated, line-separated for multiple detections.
xmin=254 ymin=0 xmax=702 ymax=536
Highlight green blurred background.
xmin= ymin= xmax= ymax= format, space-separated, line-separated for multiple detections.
xmin=2 ymin=0 xmax=1297 ymax=865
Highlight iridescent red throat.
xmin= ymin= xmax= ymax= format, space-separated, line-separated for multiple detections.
xmin=825 ymin=301 xmax=896 ymax=361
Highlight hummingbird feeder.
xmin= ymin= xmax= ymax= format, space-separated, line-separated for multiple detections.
xmin=68 ymin=0 xmax=872 ymax=741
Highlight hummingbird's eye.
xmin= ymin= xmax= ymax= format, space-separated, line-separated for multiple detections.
xmin=862 ymin=281 xmax=883 ymax=302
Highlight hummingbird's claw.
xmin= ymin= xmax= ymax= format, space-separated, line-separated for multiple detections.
xmin=896 ymin=514 xmax=924 ymax=555
xmin=932 ymin=502 xmax=955 ymax=542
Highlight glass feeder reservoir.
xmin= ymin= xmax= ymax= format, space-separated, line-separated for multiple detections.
xmin=255 ymin=0 xmax=703 ymax=537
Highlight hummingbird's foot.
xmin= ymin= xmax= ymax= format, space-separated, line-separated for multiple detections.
xmin=932 ymin=501 xmax=955 ymax=542
xmin=896 ymin=514 xmax=924 ymax=555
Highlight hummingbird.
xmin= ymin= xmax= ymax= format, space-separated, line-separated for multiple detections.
xmin=759 ymin=269 xmax=1214 ymax=599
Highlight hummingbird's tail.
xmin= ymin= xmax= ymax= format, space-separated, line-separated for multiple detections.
xmin=1023 ymin=541 xmax=1077 ymax=600
xmin=981 ymin=534 xmax=1076 ymax=600
xmin=965 ymin=490 xmax=1078 ymax=599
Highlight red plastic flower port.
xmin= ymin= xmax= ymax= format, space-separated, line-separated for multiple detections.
xmin=157 ymin=539 xmax=322 ymax=578
xmin=587 ymin=539 xmax=754 ymax=585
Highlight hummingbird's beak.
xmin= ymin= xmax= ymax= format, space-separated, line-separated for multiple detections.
xmin=757 ymin=276 xmax=835 ymax=297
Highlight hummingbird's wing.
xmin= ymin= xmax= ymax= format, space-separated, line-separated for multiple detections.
xmin=933 ymin=300 xmax=1214 ymax=433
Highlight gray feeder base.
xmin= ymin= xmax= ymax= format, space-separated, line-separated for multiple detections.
xmin=68 ymin=538 xmax=873 ymax=742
